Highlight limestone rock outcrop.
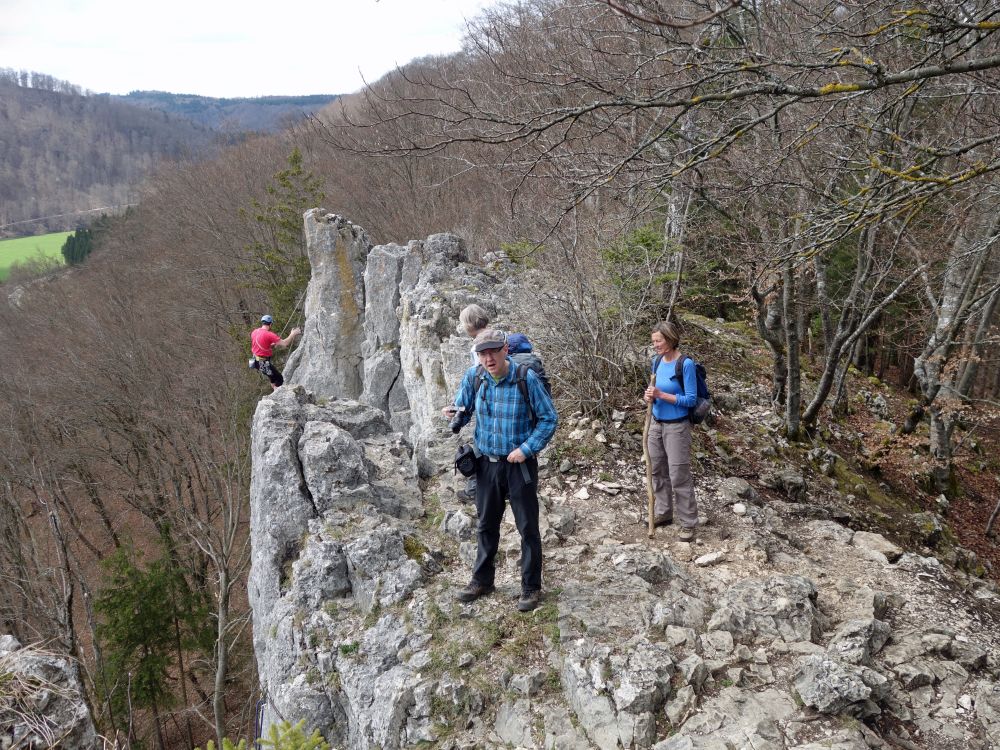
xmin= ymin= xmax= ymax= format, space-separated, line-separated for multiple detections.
xmin=0 ymin=635 xmax=97 ymax=749
xmin=248 ymin=212 xmax=1000 ymax=750
xmin=284 ymin=210 xmax=510 ymax=476
xmin=283 ymin=212 xmax=370 ymax=400
xmin=250 ymin=213 xmax=518 ymax=746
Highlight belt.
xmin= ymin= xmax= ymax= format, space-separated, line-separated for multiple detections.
xmin=254 ymin=355 xmax=272 ymax=362
xmin=654 ymin=416 xmax=688 ymax=424
xmin=479 ymin=453 xmax=533 ymax=483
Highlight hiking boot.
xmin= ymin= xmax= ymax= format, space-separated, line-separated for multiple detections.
xmin=458 ymin=477 xmax=477 ymax=503
xmin=678 ymin=527 xmax=696 ymax=543
xmin=517 ymin=589 xmax=542 ymax=612
xmin=653 ymin=513 xmax=673 ymax=528
xmin=455 ymin=581 xmax=495 ymax=603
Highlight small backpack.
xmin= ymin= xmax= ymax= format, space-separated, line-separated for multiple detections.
xmin=475 ymin=334 xmax=549 ymax=425
xmin=653 ymin=354 xmax=712 ymax=425
xmin=506 ymin=333 xmax=551 ymax=395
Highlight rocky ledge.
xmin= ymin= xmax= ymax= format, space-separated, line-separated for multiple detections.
xmin=248 ymin=211 xmax=1000 ymax=749
xmin=0 ymin=635 xmax=97 ymax=749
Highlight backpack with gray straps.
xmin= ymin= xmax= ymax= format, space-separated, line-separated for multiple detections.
xmin=474 ymin=333 xmax=549 ymax=425
xmin=506 ymin=333 xmax=551 ymax=395
xmin=652 ymin=353 xmax=712 ymax=424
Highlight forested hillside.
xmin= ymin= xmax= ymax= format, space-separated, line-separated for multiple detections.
xmin=0 ymin=71 xmax=221 ymax=236
xmin=118 ymin=91 xmax=340 ymax=132
xmin=2 ymin=1 xmax=1000 ymax=747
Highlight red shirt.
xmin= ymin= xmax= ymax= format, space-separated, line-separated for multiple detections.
xmin=251 ymin=327 xmax=282 ymax=357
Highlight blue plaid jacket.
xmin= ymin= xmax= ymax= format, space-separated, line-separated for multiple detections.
xmin=452 ymin=358 xmax=558 ymax=458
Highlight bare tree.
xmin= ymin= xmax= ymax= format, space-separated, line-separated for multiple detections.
xmin=905 ymin=200 xmax=1000 ymax=487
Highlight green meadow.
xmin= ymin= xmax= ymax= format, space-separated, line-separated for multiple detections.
xmin=0 ymin=231 xmax=70 ymax=282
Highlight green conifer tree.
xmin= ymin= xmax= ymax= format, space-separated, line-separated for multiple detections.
xmin=242 ymin=148 xmax=325 ymax=330
xmin=61 ymin=212 xmax=119 ymax=266
xmin=61 ymin=228 xmax=92 ymax=264
xmin=95 ymin=545 xmax=213 ymax=749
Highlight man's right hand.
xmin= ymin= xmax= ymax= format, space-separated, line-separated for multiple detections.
xmin=442 ymin=405 xmax=458 ymax=418
xmin=291 ymin=327 xmax=302 ymax=337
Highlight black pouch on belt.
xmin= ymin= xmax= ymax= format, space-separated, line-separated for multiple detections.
xmin=454 ymin=443 xmax=477 ymax=477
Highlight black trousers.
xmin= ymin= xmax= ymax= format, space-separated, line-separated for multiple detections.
xmin=472 ymin=455 xmax=542 ymax=592
xmin=258 ymin=358 xmax=284 ymax=387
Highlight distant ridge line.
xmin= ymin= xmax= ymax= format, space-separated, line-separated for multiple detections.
xmin=0 ymin=204 xmax=136 ymax=231
xmin=123 ymin=90 xmax=339 ymax=104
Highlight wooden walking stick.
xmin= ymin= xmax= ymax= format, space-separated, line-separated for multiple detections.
xmin=643 ymin=371 xmax=656 ymax=538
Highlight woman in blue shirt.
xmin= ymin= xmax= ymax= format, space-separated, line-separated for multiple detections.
xmin=643 ymin=320 xmax=699 ymax=542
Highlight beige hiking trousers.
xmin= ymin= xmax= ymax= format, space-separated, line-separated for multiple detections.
xmin=647 ymin=420 xmax=698 ymax=528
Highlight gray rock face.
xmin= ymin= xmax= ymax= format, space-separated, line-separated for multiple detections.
xmin=247 ymin=213 xmax=1000 ymax=750
xmin=495 ymin=699 xmax=534 ymax=747
xmin=561 ymin=637 xmax=674 ymax=749
xmin=542 ymin=702 xmax=594 ymax=749
xmin=362 ymin=243 xmax=410 ymax=426
xmin=760 ymin=468 xmax=807 ymax=500
xmin=0 ymin=638 xmax=97 ymax=749
xmin=793 ymin=655 xmax=889 ymax=716
xmin=248 ymin=387 xmax=322 ymax=636
xmin=860 ymin=390 xmax=890 ymax=420
xmin=248 ymin=218 xmax=542 ymax=748
xmin=794 ymin=655 xmax=871 ymax=714
xmin=393 ymin=233 xmax=510 ymax=476
xmin=707 ymin=575 xmax=824 ymax=643
xmin=609 ymin=544 xmax=686 ymax=584
xmin=827 ymin=618 xmax=891 ymax=666
xmin=852 ymin=530 xmax=903 ymax=563
xmin=671 ymin=687 xmax=797 ymax=747
xmin=285 ymin=211 xmax=370 ymax=399
xmin=338 ymin=614 xmax=418 ymax=750
xmin=249 ymin=384 xmax=428 ymax=747
xmin=344 ymin=527 xmax=423 ymax=614
xmin=806 ymin=519 xmax=855 ymax=544
xmin=561 ymin=640 xmax=621 ymax=748
xmin=793 ymin=731 xmax=870 ymax=750
xmin=560 ymin=571 xmax=655 ymax=640
xmin=977 ymin=683 xmax=1000 ymax=743
xmin=288 ymin=213 xmax=519 ymax=478
xmin=717 ymin=477 xmax=757 ymax=506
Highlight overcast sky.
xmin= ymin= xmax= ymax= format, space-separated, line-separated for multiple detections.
xmin=0 ymin=0 xmax=495 ymax=98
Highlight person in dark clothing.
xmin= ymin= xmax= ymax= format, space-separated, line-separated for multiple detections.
xmin=443 ymin=329 xmax=558 ymax=612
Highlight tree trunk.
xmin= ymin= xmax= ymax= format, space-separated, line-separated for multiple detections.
xmin=151 ymin=695 xmax=167 ymax=750
xmin=911 ymin=213 xmax=997 ymax=475
xmin=802 ymin=262 xmax=927 ymax=427
xmin=173 ymin=606 xmax=195 ymax=750
xmin=927 ymin=405 xmax=956 ymax=491
xmin=664 ymin=189 xmax=691 ymax=321
xmin=830 ymin=341 xmax=857 ymax=417
xmin=987 ymin=496 xmax=1000 ymax=538
xmin=956 ymin=287 xmax=1000 ymax=399
xmin=214 ymin=566 xmax=231 ymax=747
xmin=813 ymin=254 xmax=833 ymax=354
xmin=783 ymin=260 xmax=802 ymax=439
xmin=752 ymin=284 xmax=787 ymax=408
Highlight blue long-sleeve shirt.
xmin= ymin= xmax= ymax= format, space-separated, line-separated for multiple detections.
xmin=652 ymin=355 xmax=697 ymax=421
xmin=453 ymin=358 xmax=558 ymax=457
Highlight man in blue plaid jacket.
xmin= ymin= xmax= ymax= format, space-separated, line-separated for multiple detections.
xmin=443 ymin=328 xmax=558 ymax=612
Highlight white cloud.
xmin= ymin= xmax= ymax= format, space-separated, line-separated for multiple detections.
xmin=0 ymin=0 xmax=492 ymax=97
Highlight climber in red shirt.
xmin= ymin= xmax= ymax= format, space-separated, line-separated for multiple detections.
xmin=250 ymin=314 xmax=301 ymax=390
